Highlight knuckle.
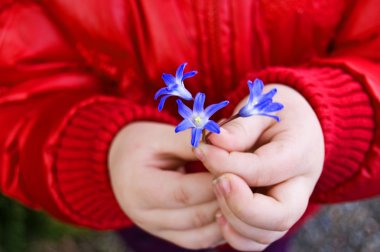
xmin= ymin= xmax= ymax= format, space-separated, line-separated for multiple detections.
xmin=191 ymin=209 xmax=212 ymax=228
xmin=277 ymin=143 xmax=299 ymax=169
xmin=173 ymin=185 xmax=191 ymax=206
xmin=247 ymin=154 xmax=264 ymax=184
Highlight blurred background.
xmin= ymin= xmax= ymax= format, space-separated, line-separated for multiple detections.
xmin=1 ymin=194 xmax=379 ymax=252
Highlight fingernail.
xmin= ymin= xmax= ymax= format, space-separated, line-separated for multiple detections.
xmin=215 ymin=212 xmax=227 ymax=226
xmin=213 ymin=176 xmax=230 ymax=197
xmin=194 ymin=145 xmax=205 ymax=162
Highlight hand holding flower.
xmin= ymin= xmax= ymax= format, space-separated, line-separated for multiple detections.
xmin=196 ymin=84 xmax=324 ymax=251
xmin=175 ymin=92 xmax=229 ymax=147
xmin=108 ymin=122 xmax=223 ymax=249
xmin=152 ymin=63 xmax=313 ymax=251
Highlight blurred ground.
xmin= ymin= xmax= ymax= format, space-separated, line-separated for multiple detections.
xmin=290 ymin=197 xmax=380 ymax=252
xmin=1 ymin=196 xmax=380 ymax=252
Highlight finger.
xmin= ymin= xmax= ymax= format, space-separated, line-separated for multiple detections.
xmin=143 ymin=200 xmax=219 ymax=231
xmin=216 ymin=214 xmax=269 ymax=252
xmin=159 ymin=222 xmax=223 ymax=250
xmin=138 ymin=170 xmax=216 ymax=209
xmin=213 ymin=176 xmax=285 ymax=244
xmin=161 ymin=124 xmax=197 ymax=160
xmin=214 ymin=173 xmax=310 ymax=231
xmin=196 ymin=140 xmax=300 ymax=187
xmin=128 ymin=122 xmax=197 ymax=161
xmin=215 ymin=194 xmax=285 ymax=244
xmin=208 ymin=115 xmax=273 ymax=152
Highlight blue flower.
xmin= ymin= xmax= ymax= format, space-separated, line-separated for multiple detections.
xmin=238 ymin=79 xmax=284 ymax=121
xmin=155 ymin=62 xmax=197 ymax=111
xmin=175 ymin=93 xmax=229 ymax=148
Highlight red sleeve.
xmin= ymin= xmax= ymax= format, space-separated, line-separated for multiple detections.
xmin=0 ymin=1 xmax=174 ymax=229
xmin=227 ymin=1 xmax=380 ymax=203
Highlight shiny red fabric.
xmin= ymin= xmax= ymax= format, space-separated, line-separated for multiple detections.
xmin=0 ymin=0 xmax=379 ymax=229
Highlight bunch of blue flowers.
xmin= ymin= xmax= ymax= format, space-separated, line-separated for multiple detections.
xmin=155 ymin=63 xmax=284 ymax=148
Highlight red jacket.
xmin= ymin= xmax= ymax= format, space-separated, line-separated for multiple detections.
xmin=0 ymin=0 xmax=379 ymax=229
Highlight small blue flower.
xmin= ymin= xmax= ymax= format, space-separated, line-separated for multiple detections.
xmin=175 ymin=93 xmax=229 ymax=148
xmin=155 ymin=62 xmax=197 ymax=111
xmin=238 ymin=79 xmax=284 ymax=121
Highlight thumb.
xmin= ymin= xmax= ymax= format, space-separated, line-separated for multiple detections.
xmin=153 ymin=123 xmax=198 ymax=161
xmin=119 ymin=122 xmax=197 ymax=161
xmin=208 ymin=115 xmax=273 ymax=152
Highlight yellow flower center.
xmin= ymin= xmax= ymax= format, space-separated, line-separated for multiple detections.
xmin=194 ymin=116 xmax=202 ymax=126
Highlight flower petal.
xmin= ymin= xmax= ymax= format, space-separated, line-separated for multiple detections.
xmin=177 ymin=86 xmax=193 ymax=100
xmin=247 ymin=80 xmax=256 ymax=105
xmin=238 ymin=79 xmax=283 ymax=119
xmin=204 ymin=100 xmax=229 ymax=118
xmin=263 ymin=102 xmax=284 ymax=113
xmin=175 ymin=119 xmax=194 ymax=133
xmin=259 ymin=88 xmax=277 ymax=103
xmin=191 ymin=128 xmax=203 ymax=148
xmin=204 ymin=120 xmax=220 ymax=134
xmin=176 ymin=99 xmax=193 ymax=118
xmin=183 ymin=70 xmax=198 ymax=80
xmin=193 ymin=93 xmax=206 ymax=113
xmin=252 ymin=78 xmax=264 ymax=97
xmin=176 ymin=62 xmax=187 ymax=82
xmin=162 ymin=73 xmax=176 ymax=87
xmin=238 ymin=105 xmax=253 ymax=117
xmin=254 ymin=99 xmax=272 ymax=111
xmin=158 ymin=95 xmax=171 ymax=111
xmin=154 ymin=87 xmax=170 ymax=100
xmin=169 ymin=84 xmax=179 ymax=91
xmin=257 ymin=113 xmax=280 ymax=122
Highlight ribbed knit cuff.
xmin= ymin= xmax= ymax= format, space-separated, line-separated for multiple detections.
xmin=49 ymin=96 xmax=177 ymax=229
xmin=228 ymin=66 xmax=374 ymax=202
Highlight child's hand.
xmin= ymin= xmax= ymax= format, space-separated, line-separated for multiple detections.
xmin=195 ymin=85 xmax=324 ymax=251
xmin=108 ymin=122 xmax=222 ymax=250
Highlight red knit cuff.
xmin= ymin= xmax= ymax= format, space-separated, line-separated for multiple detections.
xmin=228 ymin=66 xmax=374 ymax=203
xmin=50 ymin=96 xmax=177 ymax=229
